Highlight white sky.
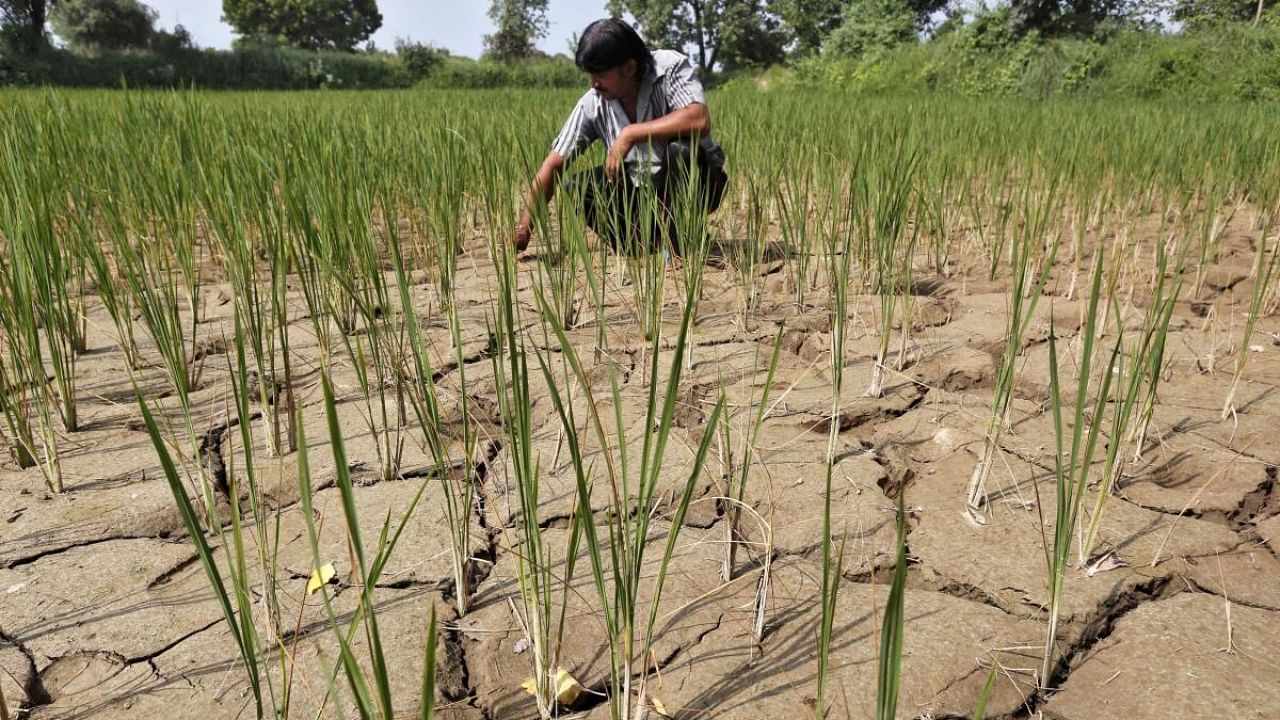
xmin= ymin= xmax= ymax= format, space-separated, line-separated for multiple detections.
xmin=146 ymin=0 xmax=608 ymax=58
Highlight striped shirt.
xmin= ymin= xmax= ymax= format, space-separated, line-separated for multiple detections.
xmin=550 ymin=49 xmax=725 ymax=182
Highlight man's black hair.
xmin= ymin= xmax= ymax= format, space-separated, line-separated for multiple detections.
xmin=575 ymin=18 xmax=654 ymax=77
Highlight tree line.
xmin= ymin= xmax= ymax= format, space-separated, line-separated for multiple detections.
xmin=1 ymin=0 xmax=1276 ymax=72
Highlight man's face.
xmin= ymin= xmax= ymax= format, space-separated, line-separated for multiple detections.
xmin=588 ymin=59 xmax=638 ymax=101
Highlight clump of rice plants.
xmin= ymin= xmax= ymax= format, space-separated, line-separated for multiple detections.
xmin=965 ymin=175 xmax=1063 ymax=525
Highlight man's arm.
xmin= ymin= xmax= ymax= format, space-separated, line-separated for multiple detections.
xmin=514 ymin=151 xmax=567 ymax=251
xmin=606 ymin=103 xmax=710 ymax=180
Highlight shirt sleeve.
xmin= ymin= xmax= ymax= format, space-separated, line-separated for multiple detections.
xmin=662 ymin=53 xmax=706 ymax=110
xmin=550 ymin=94 xmax=598 ymax=161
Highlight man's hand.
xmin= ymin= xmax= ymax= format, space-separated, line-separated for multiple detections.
xmin=514 ymin=214 xmax=533 ymax=252
xmin=605 ymin=127 xmax=636 ymax=182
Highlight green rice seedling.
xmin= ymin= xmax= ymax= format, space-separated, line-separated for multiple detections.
xmin=777 ymin=147 xmax=818 ymax=308
xmin=3 ymin=156 xmax=82 ymax=435
xmin=334 ymin=269 xmax=408 ymax=486
xmin=859 ymin=140 xmax=919 ymax=398
xmin=529 ymin=180 xmax=726 ymax=720
xmin=386 ymin=186 xmax=478 ymax=618
xmin=71 ymin=193 xmax=144 ymax=371
xmin=1078 ymin=237 xmax=1187 ymax=564
xmin=206 ymin=132 xmax=302 ymax=457
xmin=111 ymin=200 xmax=219 ymax=524
xmin=918 ymin=160 xmax=958 ymax=277
xmin=1041 ymin=255 xmax=1121 ymax=688
xmin=202 ymin=162 xmax=285 ymax=458
xmin=122 ymin=95 xmax=208 ymax=365
xmin=282 ymin=181 xmax=337 ymax=365
xmin=669 ymin=146 xmax=727 ymax=370
xmin=0 ymin=341 xmax=37 ymax=469
xmin=1190 ymin=176 xmax=1235 ymax=301
xmin=490 ymin=237 xmax=568 ymax=719
xmin=733 ymin=171 xmax=777 ymax=325
xmin=971 ymin=663 xmax=1000 ymax=720
xmin=0 ymin=194 xmax=64 ymax=490
xmin=134 ymin=386 xmax=266 ymax=718
xmin=531 ymin=175 xmax=584 ymax=330
xmin=815 ymin=150 xmax=862 ymax=719
xmin=876 ymin=493 xmax=908 ymax=720
xmin=0 ymin=262 xmax=48 ymax=480
xmin=969 ymin=154 xmax=1015 ymax=282
xmin=298 ymin=373 xmax=444 ymax=718
xmin=1221 ymin=206 xmax=1279 ymax=421
xmin=965 ymin=175 xmax=1063 ymax=525
xmin=618 ymin=188 xmax=670 ymax=350
xmin=416 ymin=126 xmax=469 ymax=345
xmin=721 ymin=328 xmax=785 ymax=583
xmin=1063 ymin=164 xmax=1108 ymax=302
xmin=225 ymin=312 xmax=292 ymax=649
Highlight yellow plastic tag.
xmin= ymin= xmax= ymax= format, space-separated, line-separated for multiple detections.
xmin=306 ymin=563 xmax=337 ymax=594
xmin=520 ymin=667 xmax=582 ymax=705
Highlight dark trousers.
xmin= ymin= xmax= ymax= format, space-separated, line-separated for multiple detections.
xmin=570 ymin=141 xmax=728 ymax=255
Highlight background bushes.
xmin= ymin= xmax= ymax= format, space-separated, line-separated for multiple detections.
xmin=738 ymin=17 xmax=1280 ymax=101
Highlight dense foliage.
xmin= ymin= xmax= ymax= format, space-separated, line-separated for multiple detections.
xmin=49 ymin=0 xmax=155 ymax=51
xmin=222 ymin=0 xmax=382 ymax=51
xmin=484 ymin=0 xmax=548 ymax=61
xmin=750 ymin=15 xmax=1280 ymax=101
xmin=0 ymin=0 xmax=1276 ymax=96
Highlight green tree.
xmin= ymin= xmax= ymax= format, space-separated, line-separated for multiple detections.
xmin=773 ymin=0 xmax=844 ymax=55
xmin=824 ymin=0 xmax=916 ymax=58
xmin=0 ymin=0 xmax=49 ymax=52
xmin=396 ymin=38 xmax=447 ymax=77
xmin=718 ymin=0 xmax=787 ymax=69
xmin=618 ymin=0 xmax=782 ymax=72
xmin=1008 ymin=0 xmax=1143 ymax=35
xmin=51 ymin=0 xmax=155 ymax=51
xmin=483 ymin=0 xmax=548 ymax=61
xmin=1175 ymin=0 xmax=1276 ymax=26
xmin=222 ymin=0 xmax=382 ymax=51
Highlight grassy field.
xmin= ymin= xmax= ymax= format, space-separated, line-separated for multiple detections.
xmin=1 ymin=87 xmax=1279 ymax=720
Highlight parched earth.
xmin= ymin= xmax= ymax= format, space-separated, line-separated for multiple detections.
xmin=2 ymin=216 xmax=1279 ymax=719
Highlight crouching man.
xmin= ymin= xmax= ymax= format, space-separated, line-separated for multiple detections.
xmin=513 ymin=18 xmax=728 ymax=256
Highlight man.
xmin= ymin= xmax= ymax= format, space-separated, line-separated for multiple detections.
xmin=513 ymin=18 xmax=728 ymax=255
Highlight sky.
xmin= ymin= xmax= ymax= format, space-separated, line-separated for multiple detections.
xmin=146 ymin=0 xmax=609 ymax=58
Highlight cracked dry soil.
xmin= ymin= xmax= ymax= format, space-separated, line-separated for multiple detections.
xmin=3 ymin=213 xmax=1280 ymax=720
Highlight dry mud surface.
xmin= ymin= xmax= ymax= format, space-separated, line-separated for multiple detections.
xmin=3 ymin=221 xmax=1279 ymax=719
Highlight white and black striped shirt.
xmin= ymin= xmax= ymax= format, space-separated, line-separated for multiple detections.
xmin=551 ymin=49 xmax=724 ymax=181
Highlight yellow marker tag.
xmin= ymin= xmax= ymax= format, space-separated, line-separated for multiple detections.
xmin=306 ymin=563 xmax=336 ymax=594
xmin=553 ymin=667 xmax=582 ymax=704
xmin=520 ymin=667 xmax=582 ymax=705
xmin=519 ymin=676 xmax=537 ymax=696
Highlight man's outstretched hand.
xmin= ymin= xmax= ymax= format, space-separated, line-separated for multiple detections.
xmin=605 ymin=127 xmax=636 ymax=182
xmin=514 ymin=215 xmax=532 ymax=252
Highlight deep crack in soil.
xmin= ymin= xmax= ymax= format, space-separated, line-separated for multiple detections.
xmin=1024 ymin=575 xmax=1177 ymax=716
xmin=1 ymin=625 xmax=52 ymax=714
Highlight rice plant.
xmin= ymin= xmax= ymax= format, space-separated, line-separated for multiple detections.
xmin=815 ymin=147 xmax=860 ymax=719
xmin=490 ymin=233 xmax=577 ymax=719
xmin=1078 ymin=236 xmax=1186 ymax=563
xmin=529 ymin=177 xmax=726 ymax=720
xmin=0 ymin=254 xmax=57 ymax=488
xmin=1041 ymin=255 xmax=1121 ymax=687
xmin=5 ymin=85 xmax=1280 ymax=720
xmin=876 ymin=493 xmax=908 ymax=720
xmin=859 ymin=140 xmax=918 ymax=398
xmin=387 ymin=180 xmax=479 ymax=618
xmin=965 ymin=174 xmax=1063 ymax=525
xmin=721 ymin=328 xmax=784 ymax=584
xmin=1221 ymin=204 xmax=1279 ymax=420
